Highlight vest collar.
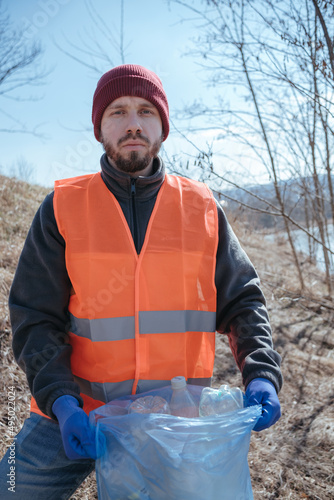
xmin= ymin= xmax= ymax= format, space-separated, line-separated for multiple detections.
xmin=100 ymin=153 xmax=165 ymax=200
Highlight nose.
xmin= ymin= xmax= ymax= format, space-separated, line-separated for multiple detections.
xmin=126 ymin=111 xmax=142 ymax=136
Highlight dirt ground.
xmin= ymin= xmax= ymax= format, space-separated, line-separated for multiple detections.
xmin=0 ymin=175 xmax=333 ymax=499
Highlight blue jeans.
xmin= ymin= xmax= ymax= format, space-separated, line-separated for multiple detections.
xmin=0 ymin=413 xmax=95 ymax=499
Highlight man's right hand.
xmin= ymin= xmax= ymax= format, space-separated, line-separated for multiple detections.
xmin=52 ymin=395 xmax=97 ymax=460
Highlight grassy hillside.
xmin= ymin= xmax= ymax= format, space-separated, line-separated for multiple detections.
xmin=0 ymin=175 xmax=333 ymax=499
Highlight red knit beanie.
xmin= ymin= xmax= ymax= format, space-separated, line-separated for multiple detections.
xmin=92 ymin=64 xmax=169 ymax=142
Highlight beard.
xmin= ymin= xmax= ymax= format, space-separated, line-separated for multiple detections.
xmin=101 ymin=132 xmax=163 ymax=174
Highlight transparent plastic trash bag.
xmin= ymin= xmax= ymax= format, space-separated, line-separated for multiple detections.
xmin=89 ymin=385 xmax=261 ymax=500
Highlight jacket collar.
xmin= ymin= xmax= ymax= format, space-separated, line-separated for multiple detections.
xmin=100 ymin=153 xmax=165 ymax=200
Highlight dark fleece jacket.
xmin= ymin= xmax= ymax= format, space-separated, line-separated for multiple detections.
xmin=9 ymin=154 xmax=282 ymax=418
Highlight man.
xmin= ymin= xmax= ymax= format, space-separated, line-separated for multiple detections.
xmin=0 ymin=64 xmax=282 ymax=499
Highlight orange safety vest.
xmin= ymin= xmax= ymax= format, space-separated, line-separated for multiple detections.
xmin=31 ymin=172 xmax=218 ymax=417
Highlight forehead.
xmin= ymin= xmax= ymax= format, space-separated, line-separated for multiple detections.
xmin=106 ymin=96 xmax=157 ymax=110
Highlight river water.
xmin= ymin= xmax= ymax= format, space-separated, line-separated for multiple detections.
xmin=265 ymin=223 xmax=334 ymax=274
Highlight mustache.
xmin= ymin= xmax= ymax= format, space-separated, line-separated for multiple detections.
xmin=117 ymin=133 xmax=150 ymax=146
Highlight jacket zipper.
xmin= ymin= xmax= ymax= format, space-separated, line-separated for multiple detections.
xmin=131 ymin=178 xmax=139 ymax=253
xmin=131 ymin=177 xmax=140 ymax=394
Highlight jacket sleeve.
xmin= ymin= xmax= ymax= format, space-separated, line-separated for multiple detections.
xmin=9 ymin=192 xmax=83 ymax=419
xmin=214 ymin=200 xmax=283 ymax=393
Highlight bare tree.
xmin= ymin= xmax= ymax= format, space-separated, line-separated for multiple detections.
xmin=311 ymin=0 xmax=334 ymax=79
xmin=54 ymin=0 xmax=128 ymax=75
xmin=13 ymin=156 xmax=35 ymax=184
xmin=168 ymin=0 xmax=334 ymax=296
xmin=0 ymin=0 xmax=47 ymax=136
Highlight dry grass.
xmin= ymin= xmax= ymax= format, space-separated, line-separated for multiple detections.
xmin=1 ymin=175 xmax=333 ymax=499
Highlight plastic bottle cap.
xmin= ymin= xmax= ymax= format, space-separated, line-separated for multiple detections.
xmin=171 ymin=376 xmax=187 ymax=390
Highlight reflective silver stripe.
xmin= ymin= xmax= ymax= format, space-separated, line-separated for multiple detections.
xmin=139 ymin=310 xmax=216 ymax=334
xmin=74 ymin=376 xmax=134 ymax=403
xmin=187 ymin=377 xmax=212 ymax=387
xmin=137 ymin=378 xmax=212 ymax=392
xmin=70 ymin=310 xmax=216 ymax=341
xmin=75 ymin=376 xmax=212 ymax=403
xmin=70 ymin=314 xmax=135 ymax=341
xmin=136 ymin=379 xmax=170 ymax=394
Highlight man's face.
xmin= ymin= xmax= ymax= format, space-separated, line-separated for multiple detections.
xmin=100 ymin=96 xmax=163 ymax=176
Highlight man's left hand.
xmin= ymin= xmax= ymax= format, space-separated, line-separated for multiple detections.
xmin=245 ymin=377 xmax=281 ymax=431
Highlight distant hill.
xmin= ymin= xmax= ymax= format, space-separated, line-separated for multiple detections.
xmin=215 ymin=173 xmax=334 ymax=229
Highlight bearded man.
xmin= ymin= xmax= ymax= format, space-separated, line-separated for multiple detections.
xmin=0 ymin=65 xmax=282 ymax=499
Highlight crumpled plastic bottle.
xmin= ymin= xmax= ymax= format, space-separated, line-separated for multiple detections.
xmin=199 ymin=384 xmax=244 ymax=417
xmin=129 ymin=395 xmax=170 ymax=414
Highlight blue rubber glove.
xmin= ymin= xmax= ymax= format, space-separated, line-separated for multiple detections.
xmin=245 ymin=378 xmax=281 ymax=432
xmin=52 ymin=395 xmax=97 ymax=460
